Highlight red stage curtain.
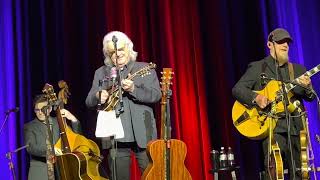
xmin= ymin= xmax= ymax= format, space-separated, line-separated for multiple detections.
xmin=104 ymin=0 xmax=212 ymax=179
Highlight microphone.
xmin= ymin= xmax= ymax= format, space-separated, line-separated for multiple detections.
xmin=110 ymin=67 xmax=117 ymax=84
xmin=112 ymin=35 xmax=118 ymax=43
xmin=5 ymin=107 xmax=19 ymax=115
xmin=1 ymin=107 xmax=19 ymax=136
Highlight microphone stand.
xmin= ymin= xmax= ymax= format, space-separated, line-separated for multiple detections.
xmin=113 ymin=37 xmax=124 ymax=117
xmin=110 ymin=35 xmax=122 ymax=180
xmin=5 ymin=145 xmax=29 ymax=180
xmin=42 ymin=104 xmax=58 ymax=179
xmin=0 ymin=111 xmax=16 ymax=136
xmin=6 ymin=151 xmax=16 ymax=180
xmin=273 ymin=46 xmax=296 ymax=179
xmin=97 ymin=80 xmax=103 ymax=111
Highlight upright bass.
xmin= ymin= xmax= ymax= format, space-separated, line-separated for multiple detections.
xmin=142 ymin=68 xmax=192 ymax=180
xmin=43 ymin=82 xmax=107 ymax=180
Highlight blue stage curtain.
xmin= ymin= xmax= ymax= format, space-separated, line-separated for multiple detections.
xmin=0 ymin=0 xmax=29 ymax=179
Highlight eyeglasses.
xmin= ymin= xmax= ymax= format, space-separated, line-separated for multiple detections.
xmin=34 ymin=109 xmax=42 ymax=113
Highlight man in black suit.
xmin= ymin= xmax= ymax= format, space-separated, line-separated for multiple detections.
xmin=232 ymin=28 xmax=316 ymax=179
xmin=24 ymin=94 xmax=81 ymax=180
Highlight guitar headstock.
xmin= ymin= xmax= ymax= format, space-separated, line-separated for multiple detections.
xmin=58 ymin=80 xmax=71 ymax=105
xmin=160 ymin=68 xmax=174 ymax=96
xmin=136 ymin=62 xmax=156 ymax=77
xmin=42 ymin=83 xmax=58 ymax=105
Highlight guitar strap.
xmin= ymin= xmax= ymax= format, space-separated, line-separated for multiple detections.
xmin=261 ymin=62 xmax=268 ymax=86
xmin=288 ymin=62 xmax=294 ymax=81
xmin=262 ymin=61 xmax=268 ymax=73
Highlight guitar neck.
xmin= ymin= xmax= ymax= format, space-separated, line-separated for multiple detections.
xmin=160 ymin=68 xmax=173 ymax=140
xmin=286 ymin=64 xmax=320 ymax=92
xmin=56 ymin=107 xmax=71 ymax=153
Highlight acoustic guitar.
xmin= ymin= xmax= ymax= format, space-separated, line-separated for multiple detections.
xmin=232 ymin=64 xmax=320 ymax=139
xmin=43 ymin=82 xmax=107 ymax=180
xmin=142 ymin=68 xmax=192 ymax=180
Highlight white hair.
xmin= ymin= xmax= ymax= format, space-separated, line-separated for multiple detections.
xmin=102 ymin=31 xmax=138 ymax=66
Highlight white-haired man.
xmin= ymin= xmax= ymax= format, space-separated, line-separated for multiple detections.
xmin=86 ymin=31 xmax=162 ymax=180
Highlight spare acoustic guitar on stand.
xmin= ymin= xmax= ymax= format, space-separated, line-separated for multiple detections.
xmin=142 ymin=68 xmax=192 ymax=180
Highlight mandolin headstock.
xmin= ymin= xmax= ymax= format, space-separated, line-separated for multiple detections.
xmin=135 ymin=62 xmax=156 ymax=77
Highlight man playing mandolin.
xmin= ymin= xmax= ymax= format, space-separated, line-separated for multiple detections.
xmin=86 ymin=31 xmax=161 ymax=180
xmin=232 ymin=28 xmax=316 ymax=179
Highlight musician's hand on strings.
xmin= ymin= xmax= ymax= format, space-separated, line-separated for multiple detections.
xmin=122 ymin=73 xmax=134 ymax=93
xmin=297 ymin=75 xmax=311 ymax=87
xmin=60 ymin=109 xmax=78 ymax=122
xmin=254 ymin=94 xmax=270 ymax=109
xmin=95 ymin=90 xmax=109 ymax=104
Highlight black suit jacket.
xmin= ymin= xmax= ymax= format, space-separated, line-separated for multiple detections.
xmin=232 ymin=55 xmax=315 ymax=135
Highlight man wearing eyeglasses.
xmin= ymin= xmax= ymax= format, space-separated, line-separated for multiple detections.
xmin=24 ymin=94 xmax=81 ymax=180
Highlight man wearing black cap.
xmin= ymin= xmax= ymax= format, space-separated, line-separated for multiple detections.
xmin=232 ymin=28 xmax=316 ymax=179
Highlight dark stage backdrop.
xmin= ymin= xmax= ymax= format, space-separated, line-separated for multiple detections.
xmin=1 ymin=0 xmax=319 ymax=179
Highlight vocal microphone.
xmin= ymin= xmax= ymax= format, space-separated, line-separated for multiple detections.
xmin=5 ymin=107 xmax=19 ymax=115
xmin=110 ymin=67 xmax=117 ymax=84
xmin=112 ymin=35 xmax=118 ymax=43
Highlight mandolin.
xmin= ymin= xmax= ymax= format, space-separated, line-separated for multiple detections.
xmin=142 ymin=68 xmax=192 ymax=180
xmin=103 ymin=62 xmax=156 ymax=111
xmin=267 ymin=102 xmax=284 ymax=180
xmin=294 ymin=100 xmax=318 ymax=180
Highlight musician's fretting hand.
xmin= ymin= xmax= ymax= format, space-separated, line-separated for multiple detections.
xmin=60 ymin=109 xmax=78 ymax=122
xmin=254 ymin=94 xmax=270 ymax=109
xmin=95 ymin=90 xmax=109 ymax=104
xmin=297 ymin=75 xmax=311 ymax=87
xmin=122 ymin=73 xmax=135 ymax=93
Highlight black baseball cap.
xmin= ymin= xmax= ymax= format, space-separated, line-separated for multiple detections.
xmin=268 ymin=28 xmax=293 ymax=43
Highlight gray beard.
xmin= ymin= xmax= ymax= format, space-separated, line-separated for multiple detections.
xmin=277 ymin=55 xmax=289 ymax=65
